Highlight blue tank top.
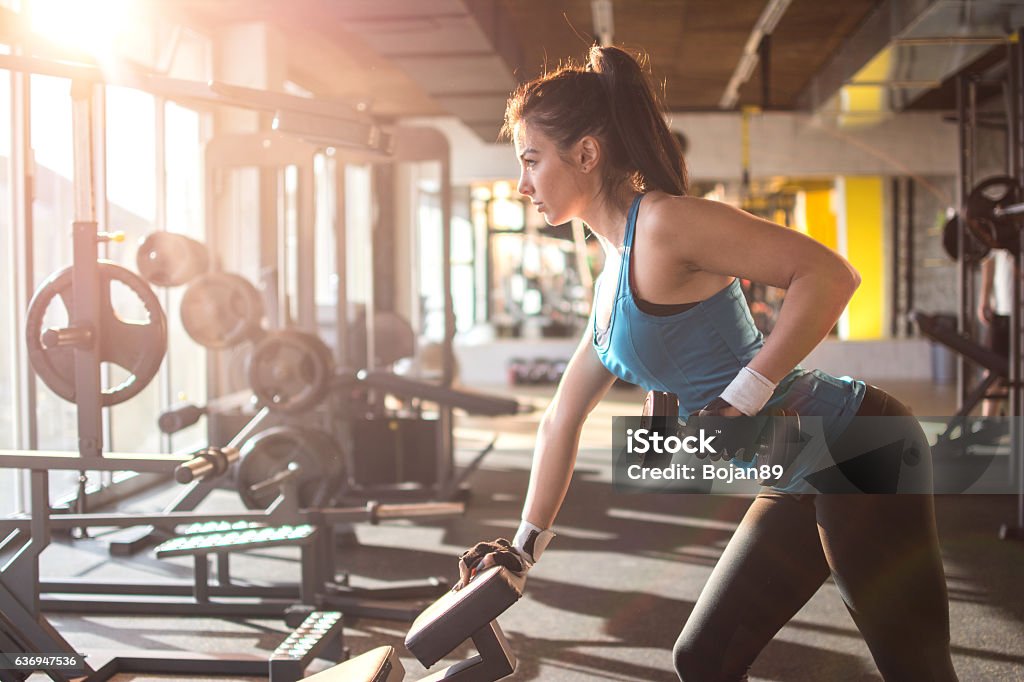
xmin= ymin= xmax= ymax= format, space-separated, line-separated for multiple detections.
xmin=593 ymin=193 xmax=866 ymax=493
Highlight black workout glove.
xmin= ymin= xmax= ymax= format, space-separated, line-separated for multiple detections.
xmin=456 ymin=538 xmax=526 ymax=591
xmin=691 ymin=397 xmax=763 ymax=462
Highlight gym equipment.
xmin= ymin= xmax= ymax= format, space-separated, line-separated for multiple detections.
xmin=359 ymin=370 xmax=522 ymax=417
xmin=181 ymin=271 xmax=264 ymax=348
xmin=271 ymin=611 xmax=345 ymax=682
xmin=506 ymin=357 xmax=528 ymax=385
xmin=965 ymin=175 xmax=1024 ymax=254
xmin=303 ymin=646 xmax=401 ymax=681
xmin=942 ymin=214 xmax=989 ymax=263
xmin=307 ymin=565 xmax=520 ymax=681
xmin=174 ymin=445 xmax=240 ymax=484
xmin=25 ymin=260 xmax=168 ymax=406
xmin=640 ymin=389 xmax=802 ymax=481
xmin=350 ymin=308 xmax=417 ymax=368
xmin=912 ymin=311 xmax=1012 ymax=456
xmin=136 ymin=231 xmax=210 ymax=287
xmin=236 ymin=426 xmax=344 ymax=509
xmin=249 ymin=330 xmax=334 ymax=413
xmin=351 ymin=417 xmax=440 ymax=488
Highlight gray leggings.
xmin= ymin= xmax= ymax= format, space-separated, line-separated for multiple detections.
xmin=673 ymin=386 xmax=958 ymax=681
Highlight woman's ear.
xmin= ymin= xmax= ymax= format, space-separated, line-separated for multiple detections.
xmin=577 ymin=136 xmax=601 ymax=173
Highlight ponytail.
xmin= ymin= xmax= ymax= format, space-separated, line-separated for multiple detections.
xmin=587 ymin=46 xmax=687 ymax=196
xmin=503 ymin=46 xmax=688 ymax=197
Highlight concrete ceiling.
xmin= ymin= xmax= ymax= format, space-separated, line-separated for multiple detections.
xmin=169 ymin=0 xmax=1024 ymax=142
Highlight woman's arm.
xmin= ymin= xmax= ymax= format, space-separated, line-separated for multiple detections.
xmin=521 ymin=329 xmax=618 ymax=528
xmin=979 ymin=255 xmax=995 ymax=324
xmin=645 ymin=195 xmax=861 ymax=384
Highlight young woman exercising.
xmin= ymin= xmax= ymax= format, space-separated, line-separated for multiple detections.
xmin=457 ymin=46 xmax=958 ymax=681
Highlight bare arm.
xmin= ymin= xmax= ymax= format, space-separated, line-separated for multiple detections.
xmin=979 ymin=256 xmax=995 ymax=324
xmin=521 ymin=328 xmax=618 ymax=529
xmin=648 ymin=195 xmax=861 ymax=384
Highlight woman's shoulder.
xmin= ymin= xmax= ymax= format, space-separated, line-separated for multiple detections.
xmin=638 ymin=191 xmax=707 ymax=237
xmin=641 ymin=191 xmax=710 ymax=220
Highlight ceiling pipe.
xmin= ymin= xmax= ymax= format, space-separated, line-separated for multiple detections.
xmin=591 ymin=0 xmax=614 ymax=48
xmin=719 ymin=0 xmax=793 ymax=109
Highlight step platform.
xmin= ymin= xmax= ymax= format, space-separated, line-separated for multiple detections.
xmin=270 ymin=610 xmax=345 ymax=682
xmin=155 ymin=524 xmax=317 ymax=557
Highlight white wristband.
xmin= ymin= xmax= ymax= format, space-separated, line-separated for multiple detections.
xmin=513 ymin=520 xmax=556 ymax=567
xmin=719 ymin=366 xmax=777 ymax=416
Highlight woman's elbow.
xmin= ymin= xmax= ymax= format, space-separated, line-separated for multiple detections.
xmin=847 ymin=264 xmax=862 ymax=293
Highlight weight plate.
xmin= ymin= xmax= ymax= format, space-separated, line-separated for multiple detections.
xmin=349 ymin=310 xmax=416 ymax=368
xmin=181 ymin=272 xmax=264 ymax=349
xmin=941 ymin=215 xmax=989 ymax=263
xmin=249 ymin=330 xmax=334 ymax=413
xmin=25 ymin=261 xmax=167 ymax=406
xmin=136 ymin=231 xmax=210 ymax=287
xmin=373 ymin=312 xmax=416 ymax=366
xmin=235 ymin=426 xmax=343 ymax=509
xmin=965 ymin=176 xmax=1022 ymax=254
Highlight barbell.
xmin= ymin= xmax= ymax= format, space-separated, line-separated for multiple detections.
xmin=964 ymin=175 xmax=1024 ymax=255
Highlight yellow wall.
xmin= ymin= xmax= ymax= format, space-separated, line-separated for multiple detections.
xmin=802 ymin=189 xmax=838 ymax=252
xmin=841 ymin=177 xmax=885 ymax=339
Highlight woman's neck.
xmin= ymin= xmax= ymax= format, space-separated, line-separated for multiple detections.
xmin=580 ymin=185 xmax=637 ymax=248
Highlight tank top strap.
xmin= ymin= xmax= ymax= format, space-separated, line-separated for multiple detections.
xmin=623 ymin=193 xmax=644 ymax=249
xmin=615 ymin=193 xmax=645 ymax=299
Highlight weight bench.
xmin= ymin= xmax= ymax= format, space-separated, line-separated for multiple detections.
xmin=303 ymin=565 xmax=521 ymax=681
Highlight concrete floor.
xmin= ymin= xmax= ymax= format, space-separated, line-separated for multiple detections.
xmin=20 ymin=379 xmax=1024 ymax=680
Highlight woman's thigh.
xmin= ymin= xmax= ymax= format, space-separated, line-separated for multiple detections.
xmin=673 ymin=491 xmax=830 ymax=680
xmin=816 ymin=386 xmax=956 ymax=680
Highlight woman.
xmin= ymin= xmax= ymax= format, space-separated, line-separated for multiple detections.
xmin=457 ymin=46 xmax=957 ymax=681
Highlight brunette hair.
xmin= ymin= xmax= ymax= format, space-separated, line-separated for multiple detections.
xmin=502 ymin=45 xmax=688 ymax=196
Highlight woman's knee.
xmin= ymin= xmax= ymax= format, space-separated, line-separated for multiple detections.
xmin=672 ymin=631 xmax=749 ymax=682
xmin=672 ymin=635 xmax=707 ymax=681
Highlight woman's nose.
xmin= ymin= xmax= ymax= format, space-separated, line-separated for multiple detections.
xmin=517 ymin=175 xmax=532 ymax=197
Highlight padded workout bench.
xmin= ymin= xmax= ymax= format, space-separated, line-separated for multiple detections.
xmin=304 ymin=565 xmax=521 ymax=681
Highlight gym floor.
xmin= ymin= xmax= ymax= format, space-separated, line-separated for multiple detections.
xmin=31 ymin=379 xmax=1024 ymax=681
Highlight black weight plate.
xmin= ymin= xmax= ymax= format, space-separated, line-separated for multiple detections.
xmin=181 ymin=272 xmax=264 ymax=349
xmin=374 ymin=312 xmax=416 ymax=366
xmin=941 ymin=215 xmax=989 ymax=263
xmin=25 ymin=261 xmax=167 ymax=406
xmin=236 ymin=426 xmax=343 ymax=509
xmin=136 ymin=231 xmax=210 ymax=287
xmin=965 ymin=176 xmax=1022 ymax=254
xmin=249 ymin=330 xmax=333 ymax=413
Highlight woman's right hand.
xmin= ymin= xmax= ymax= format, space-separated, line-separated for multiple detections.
xmin=978 ymin=300 xmax=993 ymax=325
xmin=455 ymin=538 xmax=529 ymax=591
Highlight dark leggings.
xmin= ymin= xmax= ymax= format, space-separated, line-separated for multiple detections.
xmin=673 ymin=386 xmax=958 ymax=681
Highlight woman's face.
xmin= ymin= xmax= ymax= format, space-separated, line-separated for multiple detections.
xmin=514 ymin=121 xmax=588 ymax=226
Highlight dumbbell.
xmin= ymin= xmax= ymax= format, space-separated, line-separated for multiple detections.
xmin=640 ymin=390 xmax=803 ymax=481
xmin=302 ymin=566 xmax=521 ymax=681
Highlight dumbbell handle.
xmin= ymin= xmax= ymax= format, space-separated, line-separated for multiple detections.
xmin=993 ymin=202 xmax=1024 ymax=217
xmin=174 ymin=446 xmax=240 ymax=484
xmin=159 ymin=403 xmax=207 ymax=434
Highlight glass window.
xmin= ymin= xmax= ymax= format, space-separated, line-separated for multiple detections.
xmin=314 ymin=152 xmax=337 ymax=308
xmin=164 ymin=100 xmax=206 ymax=451
xmin=29 ymin=74 xmax=76 ymax=453
xmin=0 ymin=66 xmax=15 ymax=515
xmin=105 ymin=84 xmax=160 ymax=454
xmin=345 ymin=164 xmax=372 ymax=307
